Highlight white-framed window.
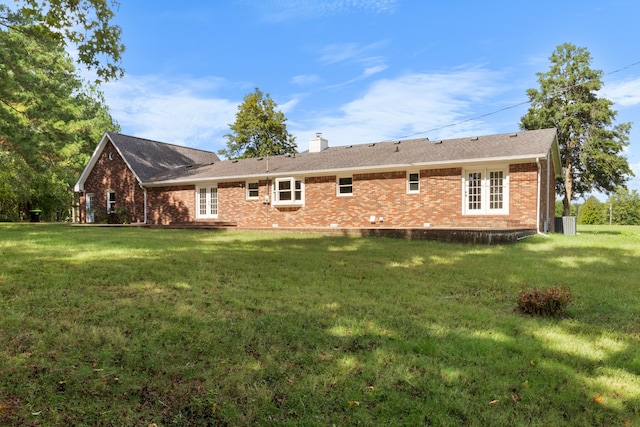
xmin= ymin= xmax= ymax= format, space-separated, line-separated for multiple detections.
xmin=489 ymin=170 xmax=505 ymax=210
xmin=196 ymin=185 xmax=218 ymax=218
xmin=337 ymin=176 xmax=353 ymax=196
xmin=247 ymin=182 xmax=259 ymax=199
xmin=273 ymin=177 xmax=303 ymax=206
xmin=107 ymin=191 xmax=116 ymax=213
xmin=463 ymin=167 xmax=509 ymax=215
xmin=407 ymin=172 xmax=420 ymax=194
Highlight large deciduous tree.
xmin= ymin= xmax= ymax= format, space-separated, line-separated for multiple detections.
xmin=219 ymin=88 xmax=297 ymax=159
xmin=0 ymin=19 xmax=118 ymax=220
xmin=520 ymin=43 xmax=633 ymax=215
xmin=609 ymin=188 xmax=640 ymax=225
xmin=0 ymin=0 xmax=124 ymax=81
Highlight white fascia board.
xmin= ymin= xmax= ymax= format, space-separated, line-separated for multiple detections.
xmin=74 ymin=132 xmax=146 ymax=191
xmin=73 ymin=132 xmax=110 ymax=192
xmin=141 ymin=154 xmax=547 ymax=187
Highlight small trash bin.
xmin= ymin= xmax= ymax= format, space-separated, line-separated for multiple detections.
xmin=562 ymin=216 xmax=576 ymax=236
xmin=29 ymin=210 xmax=41 ymax=223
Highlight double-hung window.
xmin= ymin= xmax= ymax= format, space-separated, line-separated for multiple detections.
xmin=463 ymin=168 xmax=508 ymax=215
xmin=337 ymin=176 xmax=353 ymax=196
xmin=247 ymin=182 xmax=259 ymax=199
xmin=107 ymin=191 xmax=116 ymax=213
xmin=196 ymin=185 xmax=218 ymax=218
xmin=273 ymin=178 xmax=303 ymax=206
xmin=407 ymin=172 xmax=420 ymax=194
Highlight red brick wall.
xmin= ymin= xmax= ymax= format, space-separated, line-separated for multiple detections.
xmin=147 ymin=185 xmax=195 ymax=225
xmin=80 ymin=150 xmax=547 ymax=230
xmin=79 ymin=141 xmax=145 ymax=223
xmin=209 ymin=163 xmax=541 ymax=229
xmin=509 ymin=163 xmax=538 ymax=229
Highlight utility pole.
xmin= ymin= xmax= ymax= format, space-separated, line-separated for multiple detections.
xmin=609 ymin=202 xmax=613 ymax=226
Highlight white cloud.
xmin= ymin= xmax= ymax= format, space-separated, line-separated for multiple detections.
xmin=252 ymin=0 xmax=397 ymax=22
xmin=100 ymin=67 xmax=514 ymax=157
xmin=291 ymin=74 xmax=322 ymax=86
xmin=362 ymin=64 xmax=388 ymax=78
xmin=102 ymin=75 xmax=237 ymax=150
xmin=601 ymin=78 xmax=640 ymax=107
xmin=279 ymin=96 xmax=302 ymax=114
xmin=319 ymin=41 xmax=388 ymax=65
xmin=291 ymin=68 xmax=506 ymax=149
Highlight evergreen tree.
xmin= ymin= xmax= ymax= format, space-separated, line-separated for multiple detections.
xmin=577 ymin=196 xmax=605 ymax=225
xmin=520 ymin=43 xmax=633 ymax=215
xmin=219 ymin=88 xmax=297 ymax=159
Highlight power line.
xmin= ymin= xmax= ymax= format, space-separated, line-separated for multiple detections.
xmin=388 ymin=60 xmax=640 ymax=142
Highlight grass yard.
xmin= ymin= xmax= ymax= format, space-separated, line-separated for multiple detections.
xmin=1 ymin=224 xmax=639 ymax=426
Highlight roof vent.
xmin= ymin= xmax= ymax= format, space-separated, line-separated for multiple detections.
xmin=394 ymin=146 xmax=399 ymax=153
xmin=510 ymin=133 xmax=518 ymax=138
xmin=470 ymin=136 xmax=478 ymax=141
xmin=232 ymin=159 xmax=238 ymax=163
xmin=434 ymin=140 xmax=443 ymax=144
xmin=394 ymin=141 xmax=401 ymax=145
xmin=369 ymin=143 xmax=376 ymax=147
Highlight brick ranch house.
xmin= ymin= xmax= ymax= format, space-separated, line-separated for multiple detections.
xmin=74 ymin=128 xmax=561 ymax=234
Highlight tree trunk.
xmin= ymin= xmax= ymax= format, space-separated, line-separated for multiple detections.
xmin=563 ymin=163 xmax=573 ymax=216
xmin=562 ymin=194 xmax=571 ymax=216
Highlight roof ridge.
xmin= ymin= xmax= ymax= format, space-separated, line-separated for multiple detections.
xmin=107 ymin=131 xmax=218 ymax=155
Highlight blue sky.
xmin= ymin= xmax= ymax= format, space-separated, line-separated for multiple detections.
xmin=100 ymin=0 xmax=640 ymax=195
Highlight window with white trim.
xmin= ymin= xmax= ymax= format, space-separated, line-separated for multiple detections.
xmin=463 ymin=168 xmax=508 ymax=215
xmin=407 ymin=172 xmax=420 ymax=194
xmin=196 ymin=185 xmax=218 ymax=218
xmin=273 ymin=178 xmax=303 ymax=206
xmin=247 ymin=182 xmax=259 ymax=199
xmin=489 ymin=171 xmax=505 ymax=210
xmin=107 ymin=191 xmax=116 ymax=213
xmin=337 ymin=176 xmax=353 ymax=196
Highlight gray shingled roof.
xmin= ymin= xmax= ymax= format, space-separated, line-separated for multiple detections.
xmin=144 ymin=128 xmax=558 ymax=185
xmin=107 ymin=132 xmax=220 ymax=182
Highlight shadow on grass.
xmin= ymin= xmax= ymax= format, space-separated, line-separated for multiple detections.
xmin=1 ymin=225 xmax=639 ymax=425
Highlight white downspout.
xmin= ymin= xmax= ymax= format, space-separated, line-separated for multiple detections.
xmin=535 ymin=158 xmax=549 ymax=237
xmin=141 ymin=185 xmax=148 ymax=224
xmin=547 ymin=153 xmax=551 ymax=229
xmin=536 ymin=158 xmax=541 ymax=234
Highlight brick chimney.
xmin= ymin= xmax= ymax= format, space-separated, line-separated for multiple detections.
xmin=309 ymin=132 xmax=328 ymax=153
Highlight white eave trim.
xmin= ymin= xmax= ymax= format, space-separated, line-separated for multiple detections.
xmin=140 ymin=153 xmax=549 ymax=187
xmin=74 ymin=132 xmax=110 ymax=192
xmin=73 ymin=132 xmax=144 ymax=192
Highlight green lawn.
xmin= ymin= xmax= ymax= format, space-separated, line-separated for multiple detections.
xmin=1 ymin=224 xmax=639 ymax=426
